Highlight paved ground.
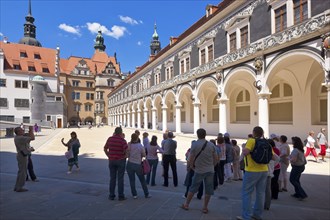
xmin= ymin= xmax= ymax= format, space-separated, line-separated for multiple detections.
xmin=0 ymin=126 xmax=329 ymax=220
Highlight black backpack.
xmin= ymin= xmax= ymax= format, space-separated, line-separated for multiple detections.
xmin=250 ymin=138 xmax=272 ymax=164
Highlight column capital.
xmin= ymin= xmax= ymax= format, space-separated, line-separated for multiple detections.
xmin=322 ymin=82 xmax=330 ymax=90
xmin=258 ymin=92 xmax=271 ymax=99
xmin=217 ymin=98 xmax=229 ymax=103
xmin=175 ymin=104 xmax=182 ymax=109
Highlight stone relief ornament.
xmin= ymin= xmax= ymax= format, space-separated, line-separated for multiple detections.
xmin=254 ymin=57 xmax=263 ymax=72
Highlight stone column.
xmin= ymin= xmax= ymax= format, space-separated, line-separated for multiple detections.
xmin=137 ymin=109 xmax=141 ymax=129
xmin=219 ymin=99 xmax=228 ymax=134
xmin=162 ymin=106 xmax=168 ymax=132
xmin=144 ymin=109 xmax=148 ymax=129
xmin=131 ymin=109 xmax=136 ymax=128
xmin=175 ymin=105 xmax=181 ymax=133
xmin=193 ymin=102 xmax=200 ymax=135
xmin=123 ymin=110 xmax=126 ymax=127
xmin=127 ymin=110 xmax=131 ymax=127
xmin=258 ymin=93 xmax=270 ymax=138
xmin=152 ymin=108 xmax=157 ymax=130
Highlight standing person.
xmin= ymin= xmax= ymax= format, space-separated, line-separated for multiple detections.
xmin=290 ymin=136 xmax=308 ymax=200
xmin=162 ymin=131 xmax=178 ymax=187
xmin=224 ymin=135 xmax=233 ymax=182
xmin=103 ymin=127 xmax=128 ymax=201
xmin=316 ymin=128 xmax=328 ymax=162
xmin=126 ymin=133 xmax=151 ymax=199
xmin=33 ymin=123 xmax=39 ymax=136
xmin=271 ymin=140 xmax=281 ymax=200
xmin=13 ymin=126 xmax=35 ymax=192
xmin=61 ymin=132 xmax=80 ymax=174
xmin=216 ymin=136 xmax=226 ymax=185
xmin=142 ymin=132 xmax=150 ymax=155
xmin=237 ymin=126 xmax=271 ymax=220
xmin=135 ymin=130 xmax=141 ymax=143
xmin=264 ymin=139 xmax=280 ymax=210
xmin=278 ymin=135 xmax=290 ymax=192
xmin=146 ymin=135 xmax=163 ymax=186
xmin=181 ymin=128 xmax=218 ymax=214
xmin=25 ymin=139 xmax=39 ymax=182
xmin=304 ymin=131 xmax=318 ymax=162
xmin=232 ymin=139 xmax=242 ymax=181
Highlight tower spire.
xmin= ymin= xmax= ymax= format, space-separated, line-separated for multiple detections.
xmin=18 ymin=0 xmax=42 ymax=47
xmin=94 ymin=30 xmax=106 ymax=52
xmin=150 ymin=22 xmax=161 ymax=55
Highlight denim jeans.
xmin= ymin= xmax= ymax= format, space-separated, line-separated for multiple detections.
xmin=146 ymin=159 xmax=158 ymax=185
xmin=108 ymin=159 xmax=126 ymax=199
xmin=241 ymin=171 xmax=267 ymax=220
xmin=126 ymin=161 xmax=149 ymax=197
xmin=290 ymin=165 xmax=307 ymax=198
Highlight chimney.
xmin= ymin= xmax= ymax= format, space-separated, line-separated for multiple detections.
xmin=135 ymin=66 xmax=141 ymax=72
xmin=170 ymin=37 xmax=178 ymax=46
xmin=206 ymin=5 xmax=218 ymax=17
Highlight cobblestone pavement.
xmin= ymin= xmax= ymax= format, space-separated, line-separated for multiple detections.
xmin=0 ymin=126 xmax=329 ymax=220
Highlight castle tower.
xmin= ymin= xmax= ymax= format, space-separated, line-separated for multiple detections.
xmin=94 ymin=30 xmax=106 ymax=52
xmin=150 ymin=23 xmax=161 ymax=55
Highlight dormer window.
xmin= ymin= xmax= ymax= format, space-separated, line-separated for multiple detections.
xmin=34 ymin=53 xmax=41 ymax=59
xmin=20 ymin=51 xmax=27 ymax=58
xmin=28 ymin=62 xmax=36 ymax=71
xmin=13 ymin=60 xmax=21 ymax=70
xmin=41 ymin=63 xmax=49 ymax=73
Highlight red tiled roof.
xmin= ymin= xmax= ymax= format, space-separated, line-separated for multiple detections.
xmin=0 ymin=41 xmax=57 ymax=76
xmin=60 ymin=51 xmax=120 ymax=75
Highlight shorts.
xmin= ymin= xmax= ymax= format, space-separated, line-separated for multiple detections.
xmin=189 ymin=171 xmax=214 ymax=195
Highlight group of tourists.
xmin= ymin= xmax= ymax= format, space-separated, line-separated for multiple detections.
xmin=12 ymin=123 xmax=328 ymax=219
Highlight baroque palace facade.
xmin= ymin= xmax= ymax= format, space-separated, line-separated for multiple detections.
xmin=0 ymin=0 xmax=124 ymax=128
xmin=107 ymin=0 xmax=330 ymax=139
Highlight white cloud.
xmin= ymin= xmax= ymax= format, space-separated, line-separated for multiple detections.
xmin=58 ymin=24 xmax=81 ymax=36
xmin=137 ymin=41 xmax=142 ymax=46
xmin=0 ymin=32 xmax=3 ymax=37
xmin=119 ymin=15 xmax=139 ymax=25
xmin=86 ymin=22 xmax=127 ymax=39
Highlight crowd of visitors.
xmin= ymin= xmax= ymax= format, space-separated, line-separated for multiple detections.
xmin=12 ymin=123 xmax=328 ymax=219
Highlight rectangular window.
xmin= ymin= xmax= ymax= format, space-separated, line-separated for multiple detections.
xmin=14 ymin=99 xmax=29 ymax=108
xmin=72 ymin=80 xmax=79 ymax=87
xmin=42 ymin=67 xmax=49 ymax=73
xmin=107 ymin=80 xmax=114 ymax=87
xmin=0 ymin=98 xmax=8 ymax=107
xmin=170 ymin=66 xmax=174 ymax=79
xmin=275 ymin=5 xmax=287 ymax=32
xmin=180 ymin=60 xmax=184 ymax=74
xmin=71 ymin=92 xmax=80 ymax=100
xmin=85 ymin=105 xmax=92 ymax=112
xmin=86 ymin=93 xmax=90 ymax=100
xmin=86 ymin=82 xmax=93 ymax=88
xmin=201 ymin=49 xmax=206 ymax=65
xmin=74 ymin=104 xmax=81 ymax=112
xmin=186 ymin=57 xmax=190 ymax=72
xmin=240 ymin=26 xmax=249 ymax=48
xmin=229 ymin=33 xmax=237 ymax=52
xmin=91 ymin=93 xmax=94 ymax=100
xmin=23 ymin=116 xmax=30 ymax=123
xmin=13 ymin=60 xmax=21 ymax=70
xmin=55 ymin=96 xmax=62 ymax=101
xmin=0 ymin=79 xmax=6 ymax=87
xmin=208 ymin=45 xmax=214 ymax=62
xmin=15 ymin=80 xmax=28 ymax=88
xmin=293 ymin=0 xmax=308 ymax=24
xmin=46 ymin=115 xmax=51 ymax=121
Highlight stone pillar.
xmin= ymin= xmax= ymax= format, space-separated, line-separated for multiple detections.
xmin=327 ymin=86 xmax=330 ymax=140
xmin=123 ymin=110 xmax=127 ymax=127
xmin=175 ymin=105 xmax=181 ymax=133
xmin=258 ymin=93 xmax=270 ymax=138
xmin=219 ymin=99 xmax=228 ymax=134
xmin=131 ymin=109 xmax=136 ymax=128
xmin=193 ymin=103 xmax=200 ymax=135
xmin=137 ymin=109 xmax=141 ymax=129
xmin=152 ymin=108 xmax=157 ymax=130
xmin=144 ymin=109 xmax=148 ymax=129
xmin=127 ymin=110 xmax=131 ymax=127
xmin=162 ymin=106 xmax=168 ymax=132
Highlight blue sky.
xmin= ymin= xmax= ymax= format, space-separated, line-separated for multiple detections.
xmin=0 ymin=0 xmax=221 ymax=73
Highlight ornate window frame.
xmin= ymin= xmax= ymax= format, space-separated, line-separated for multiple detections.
xmin=178 ymin=46 xmax=191 ymax=74
xmin=225 ymin=16 xmax=250 ymax=53
xmin=197 ymin=37 xmax=214 ymax=65
xmin=164 ymin=57 xmax=174 ymax=80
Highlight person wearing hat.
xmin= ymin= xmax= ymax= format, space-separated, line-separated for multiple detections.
xmin=162 ymin=131 xmax=178 ymax=187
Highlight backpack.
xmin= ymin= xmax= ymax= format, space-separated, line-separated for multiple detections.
xmin=250 ymin=138 xmax=272 ymax=164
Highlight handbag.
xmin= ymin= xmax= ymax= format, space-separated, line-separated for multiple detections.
xmin=141 ymin=159 xmax=151 ymax=175
xmin=65 ymin=150 xmax=73 ymax=159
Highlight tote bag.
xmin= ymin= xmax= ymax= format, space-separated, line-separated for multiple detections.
xmin=141 ymin=159 xmax=151 ymax=175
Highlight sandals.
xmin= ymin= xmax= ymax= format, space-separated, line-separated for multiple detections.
xmin=202 ymin=208 xmax=209 ymax=214
xmin=181 ymin=204 xmax=189 ymax=210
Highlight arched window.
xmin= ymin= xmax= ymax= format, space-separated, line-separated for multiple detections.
xmin=269 ymin=82 xmax=293 ymax=123
xmin=234 ymin=89 xmax=250 ymax=123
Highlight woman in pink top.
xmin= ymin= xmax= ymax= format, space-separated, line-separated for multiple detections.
xmin=146 ymin=135 xmax=163 ymax=186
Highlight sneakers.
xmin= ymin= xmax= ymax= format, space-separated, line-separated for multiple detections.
xmin=133 ymin=196 xmax=138 ymax=199
xmin=32 ymin=179 xmax=39 ymax=182
xmin=118 ymin=197 xmax=127 ymax=201
xmin=67 ymin=171 xmax=72 ymax=174
xmin=145 ymin=194 xmax=152 ymax=198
